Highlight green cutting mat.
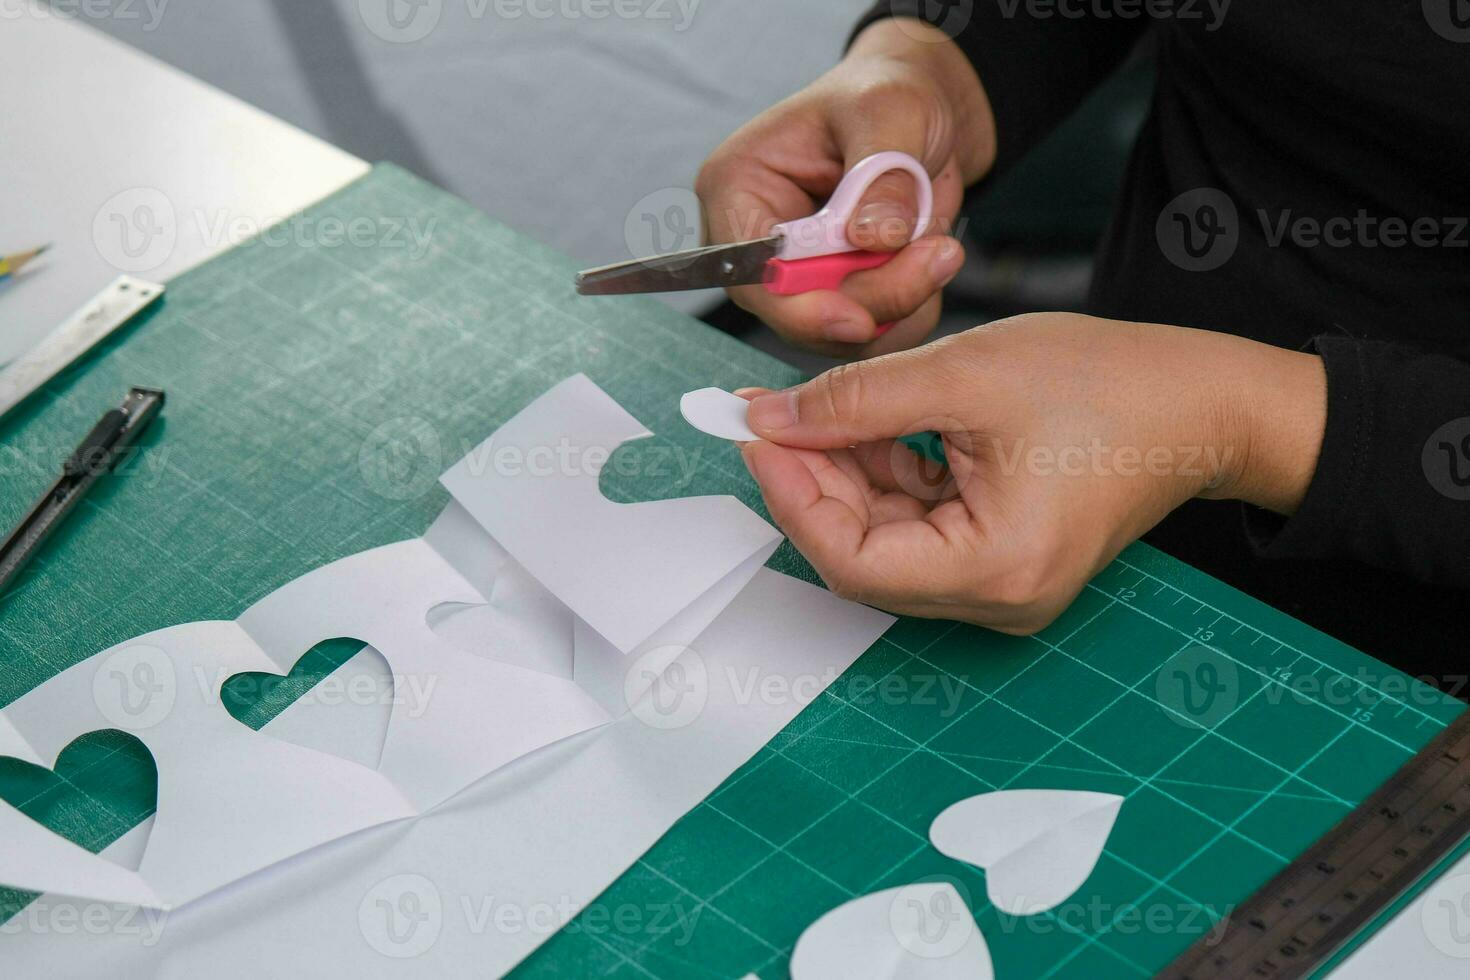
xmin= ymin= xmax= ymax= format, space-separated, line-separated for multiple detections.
xmin=0 ymin=165 xmax=1462 ymax=978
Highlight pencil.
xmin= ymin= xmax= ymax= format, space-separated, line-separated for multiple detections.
xmin=0 ymin=244 xmax=51 ymax=282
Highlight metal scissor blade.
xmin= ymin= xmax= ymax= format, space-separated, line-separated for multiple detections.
xmin=575 ymin=237 xmax=782 ymax=295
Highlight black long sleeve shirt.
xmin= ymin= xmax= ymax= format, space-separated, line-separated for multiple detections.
xmin=857 ymin=2 xmax=1470 ymax=690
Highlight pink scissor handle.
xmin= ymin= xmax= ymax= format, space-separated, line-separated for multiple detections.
xmin=770 ymin=151 xmax=935 ymax=261
xmin=763 ymin=250 xmax=894 ymax=295
xmin=764 ymin=252 xmax=902 ymax=335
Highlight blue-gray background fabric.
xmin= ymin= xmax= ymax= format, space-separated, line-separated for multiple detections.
xmin=78 ymin=0 xmax=871 ymax=317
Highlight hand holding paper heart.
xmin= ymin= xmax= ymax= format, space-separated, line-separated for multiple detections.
xmin=737 ymin=312 xmax=1326 ymax=633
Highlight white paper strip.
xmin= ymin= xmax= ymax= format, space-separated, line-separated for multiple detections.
xmin=0 ymin=621 xmax=419 ymax=909
xmin=2 ymin=570 xmax=894 ymax=978
xmin=0 ymin=375 xmax=894 ymax=974
xmin=0 ymin=374 xmax=877 ymax=940
xmin=237 ymin=539 xmax=611 ymax=812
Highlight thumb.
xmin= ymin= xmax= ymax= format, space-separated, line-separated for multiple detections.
xmin=832 ymin=115 xmax=936 ymax=253
xmin=745 ymin=349 xmax=952 ymax=449
xmin=846 ymin=169 xmax=924 ymax=252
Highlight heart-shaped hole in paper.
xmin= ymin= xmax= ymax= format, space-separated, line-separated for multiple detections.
xmin=222 ymin=637 xmax=394 ymax=771
xmin=596 ymin=436 xmax=705 ymax=507
xmin=0 ymin=730 xmax=159 ymax=895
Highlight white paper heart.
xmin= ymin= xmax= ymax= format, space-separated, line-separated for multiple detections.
xmin=930 ymin=789 xmax=1123 ymax=915
xmin=791 ymin=882 xmax=994 ymax=979
xmin=680 ymin=387 xmax=758 ymax=442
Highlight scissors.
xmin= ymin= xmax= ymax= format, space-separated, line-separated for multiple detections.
xmin=575 ymin=152 xmax=935 ymax=311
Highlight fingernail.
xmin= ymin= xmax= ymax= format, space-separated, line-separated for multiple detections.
xmin=749 ymin=390 xmax=799 ymax=431
xmin=822 ymin=317 xmax=872 ymax=343
xmin=930 ymin=238 xmax=963 ymax=285
xmin=853 ymin=202 xmax=910 ymax=247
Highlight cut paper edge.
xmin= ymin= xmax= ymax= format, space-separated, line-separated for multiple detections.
xmin=1 ymin=566 xmax=894 ymax=978
xmin=680 ymin=387 xmax=759 ymax=442
xmin=442 ymin=374 xmax=781 ymax=654
xmin=791 ymin=882 xmax=994 ymax=980
xmin=244 ymin=645 xmax=397 ymax=771
xmin=0 ymin=376 xmax=788 ymax=911
xmin=930 ymin=789 xmax=1124 ymax=915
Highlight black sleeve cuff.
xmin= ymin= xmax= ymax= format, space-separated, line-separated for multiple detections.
xmin=1247 ymin=336 xmax=1470 ymax=586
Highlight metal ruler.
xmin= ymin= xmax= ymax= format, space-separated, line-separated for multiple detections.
xmin=1159 ymin=708 xmax=1470 ymax=979
xmin=0 ymin=276 xmax=163 ymax=421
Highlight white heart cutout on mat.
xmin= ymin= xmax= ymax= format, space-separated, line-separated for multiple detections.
xmin=930 ymin=789 xmax=1124 ymax=915
xmin=680 ymin=388 xmax=758 ymax=442
xmin=790 ymin=882 xmax=993 ymax=979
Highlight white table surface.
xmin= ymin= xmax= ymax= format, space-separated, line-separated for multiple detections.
xmin=1333 ymin=848 xmax=1470 ymax=977
xmin=0 ymin=15 xmax=368 ymax=364
xmin=71 ymin=0 xmax=873 ymax=322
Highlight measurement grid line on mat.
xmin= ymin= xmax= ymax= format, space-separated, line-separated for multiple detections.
xmin=1027 ymin=668 xmax=1293 ymax=975
xmin=1040 ymin=722 xmax=1359 ymax=979
xmin=611 ymin=624 xmax=975 ymax=969
xmin=906 ymin=625 xmax=1333 ymax=858
xmin=3 ymin=168 xmax=1462 ymax=980
xmin=744 ymin=645 xmax=1158 ymax=977
xmin=1025 ymin=623 xmax=1353 ymax=809
xmin=621 ymin=588 xmax=1169 ymax=977
xmin=719 ymin=559 xmax=1390 ymax=979
xmin=1094 ymin=580 xmax=1422 ymax=756
xmin=1107 ymin=557 xmax=1441 ymax=728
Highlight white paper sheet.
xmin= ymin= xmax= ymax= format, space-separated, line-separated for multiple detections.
xmin=929 ymin=790 xmax=1124 ymax=915
xmin=2 ymin=570 xmax=893 ymax=978
xmin=0 ymin=375 xmax=786 ymax=909
xmin=681 ymin=387 xmax=759 ymax=442
xmin=790 ymin=883 xmax=994 ymax=979
xmin=237 ymin=538 xmax=613 ymax=813
xmin=0 ymin=620 xmax=419 ymax=910
xmin=442 ymin=375 xmax=780 ymax=654
xmin=0 ymin=375 xmax=894 ymax=974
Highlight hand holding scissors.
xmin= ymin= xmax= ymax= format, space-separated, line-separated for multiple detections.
xmin=577 ymin=152 xmax=961 ymax=347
